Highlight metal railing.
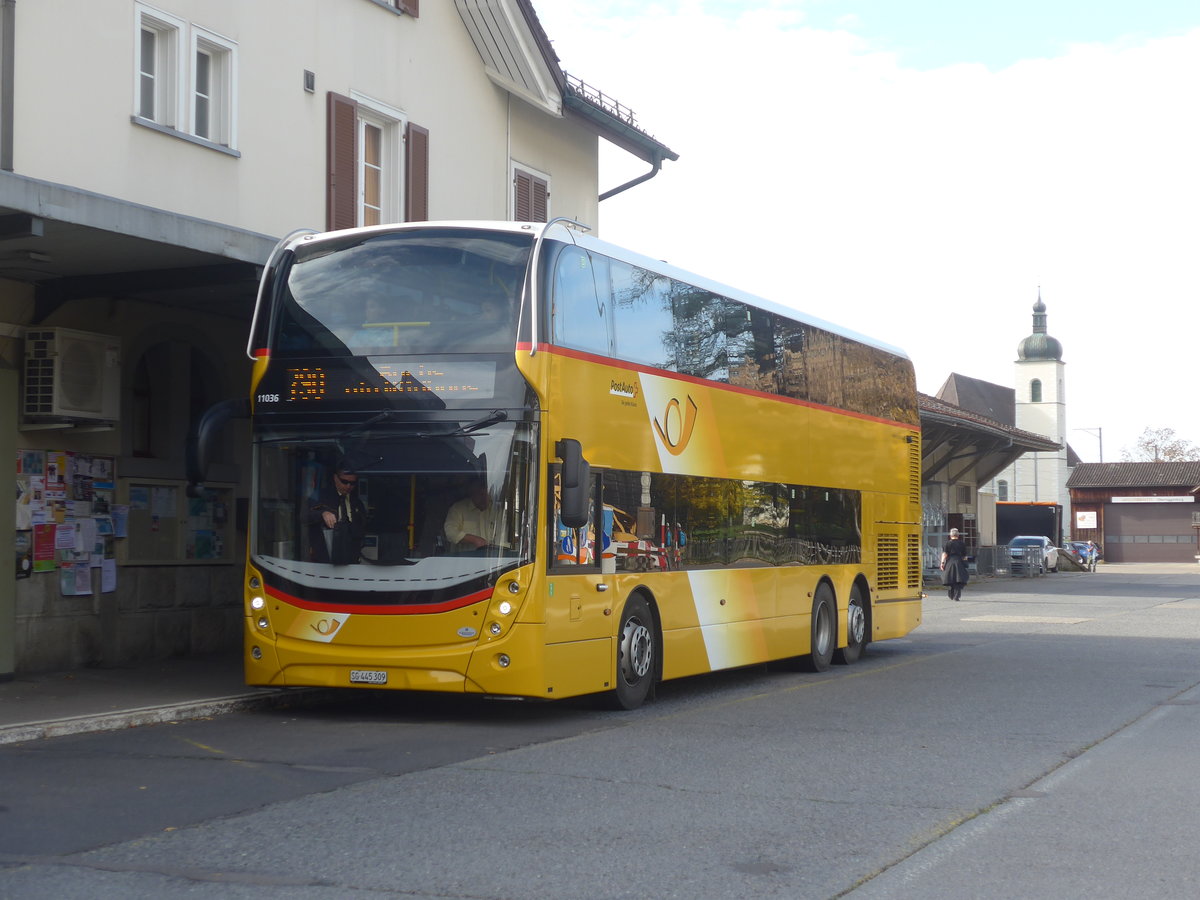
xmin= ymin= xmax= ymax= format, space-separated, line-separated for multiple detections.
xmin=563 ymin=72 xmax=640 ymax=129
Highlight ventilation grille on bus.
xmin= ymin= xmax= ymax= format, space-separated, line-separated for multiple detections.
xmin=877 ymin=534 xmax=900 ymax=591
xmin=907 ymin=533 xmax=922 ymax=589
xmin=908 ymin=433 xmax=921 ymax=506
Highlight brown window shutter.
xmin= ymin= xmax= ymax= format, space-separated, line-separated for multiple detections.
xmin=531 ymin=175 xmax=548 ymax=223
xmin=513 ymin=169 xmax=548 ymax=223
xmin=514 ymin=170 xmax=532 ymax=221
xmin=395 ymin=0 xmax=419 ymax=16
xmin=405 ymin=122 xmax=429 ymax=222
xmin=326 ymin=92 xmax=358 ymax=231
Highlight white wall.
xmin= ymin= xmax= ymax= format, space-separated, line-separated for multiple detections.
xmin=13 ymin=0 xmax=598 ymax=237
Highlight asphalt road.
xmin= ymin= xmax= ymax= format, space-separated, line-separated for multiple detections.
xmin=1 ymin=563 xmax=1198 ymax=899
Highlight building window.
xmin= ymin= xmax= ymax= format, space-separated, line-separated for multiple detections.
xmin=135 ymin=5 xmax=238 ymax=149
xmin=1030 ymin=378 xmax=1042 ymax=402
xmin=354 ymin=98 xmax=407 ymax=227
xmin=998 ymin=480 xmax=1008 ymax=501
xmin=513 ymin=165 xmax=550 ymax=222
xmin=360 ymin=120 xmax=384 ymax=225
xmin=129 ymin=340 xmax=225 ymax=464
xmin=326 ymin=92 xmax=428 ymax=231
xmin=956 ymin=484 xmax=972 ymax=505
xmin=191 ymin=29 xmax=236 ymax=145
xmin=136 ymin=7 xmax=183 ymax=127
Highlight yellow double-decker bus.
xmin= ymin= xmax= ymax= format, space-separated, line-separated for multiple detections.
xmin=194 ymin=220 xmax=922 ymax=709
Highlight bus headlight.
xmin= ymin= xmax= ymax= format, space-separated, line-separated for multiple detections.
xmin=250 ymin=596 xmax=265 ymax=611
xmin=251 ymin=646 xmax=263 ymax=660
xmin=507 ymin=580 xmax=520 ymax=594
xmin=249 ymin=576 xmax=261 ymax=590
xmin=497 ymin=654 xmax=511 ymax=668
xmin=497 ymin=600 xmax=512 ymax=616
xmin=489 ymin=622 xmax=502 ymax=636
xmin=257 ymin=617 xmax=269 ymax=630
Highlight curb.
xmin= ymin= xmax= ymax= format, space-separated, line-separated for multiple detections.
xmin=0 ymin=687 xmax=333 ymax=746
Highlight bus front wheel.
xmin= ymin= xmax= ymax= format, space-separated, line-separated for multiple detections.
xmin=609 ymin=595 xmax=655 ymax=710
xmin=799 ymin=583 xmax=836 ymax=672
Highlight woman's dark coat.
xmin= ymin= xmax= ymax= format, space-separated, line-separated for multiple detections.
xmin=941 ymin=538 xmax=970 ymax=586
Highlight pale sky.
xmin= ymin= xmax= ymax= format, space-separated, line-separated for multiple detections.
xmin=534 ymin=1 xmax=1200 ymax=463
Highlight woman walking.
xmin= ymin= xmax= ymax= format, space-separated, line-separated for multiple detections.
xmin=940 ymin=527 xmax=969 ymax=601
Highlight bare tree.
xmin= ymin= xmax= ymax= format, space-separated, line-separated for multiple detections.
xmin=1120 ymin=427 xmax=1200 ymax=462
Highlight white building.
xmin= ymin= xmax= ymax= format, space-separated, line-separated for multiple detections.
xmin=985 ymin=293 xmax=1071 ymax=515
xmin=0 ymin=0 xmax=675 ymax=676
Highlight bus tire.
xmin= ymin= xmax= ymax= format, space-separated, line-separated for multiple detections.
xmin=834 ymin=583 xmax=868 ymax=665
xmin=609 ymin=594 xmax=656 ymax=710
xmin=799 ymin=582 xmax=836 ymax=673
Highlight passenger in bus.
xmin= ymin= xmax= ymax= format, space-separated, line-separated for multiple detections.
xmin=346 ymin=296 xmax=397 ymax=350
xmin=454 ymin=295 xmax=511 ymax=351
xmin=307 ymin=462 xmax=367 ymax=564
xmin=443 ymin=478 xmax=509 ymax=552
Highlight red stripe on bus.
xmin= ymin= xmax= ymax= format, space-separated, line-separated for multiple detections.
xmin=517 ymin=342 xmax=917 ymax=430
xmin=264 ymin=583 xmax=494 ymax=615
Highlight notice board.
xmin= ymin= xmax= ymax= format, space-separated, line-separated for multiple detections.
xmin=120 ymin=478 xmax=234 ymax=565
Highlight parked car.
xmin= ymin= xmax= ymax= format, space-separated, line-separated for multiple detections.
xmin=1009 ymin=535 xmax=1058 ymax=573
xmin=1066 ymin=541 xmax=1091 ymax=564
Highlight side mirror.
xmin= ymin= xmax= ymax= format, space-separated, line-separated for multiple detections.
xmin=555 ymin=438 xmax=591 ymax=529
xmin=186 ymin=398 xmax=250 ymax=497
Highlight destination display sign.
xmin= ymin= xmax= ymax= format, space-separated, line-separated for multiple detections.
xmin=277 ymin=360 xmax=498 ymax=403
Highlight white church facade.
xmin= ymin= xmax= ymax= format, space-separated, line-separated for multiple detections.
xmin=990 ymin=294 xmax=1072 ymax=510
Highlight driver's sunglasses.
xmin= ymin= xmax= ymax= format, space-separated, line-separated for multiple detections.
xmin=336 ymin=474 xmax=358 ymax=487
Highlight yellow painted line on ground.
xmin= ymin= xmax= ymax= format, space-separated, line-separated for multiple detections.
xmin=180 ymin=738 xmax=227 ymax=755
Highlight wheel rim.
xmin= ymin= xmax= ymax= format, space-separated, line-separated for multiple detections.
xmin=814 ymin=602 xmax=833 ymax=656
xmin=619 ymin=615 xmax=653 ymax=684
xmin=847 ymin=599 xmax=866 ymax=646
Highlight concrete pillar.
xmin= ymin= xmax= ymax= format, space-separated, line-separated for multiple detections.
xmin=0 ymin=364 xmax=15 ymax=678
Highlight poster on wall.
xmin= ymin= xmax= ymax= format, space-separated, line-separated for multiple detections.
xmin=32 ymin=524 xmax=56 ymax=573
xmin=15 ymin=529 xmax=32 ymax=579
xmin=15 ymin=450 xmax=119 ymax=592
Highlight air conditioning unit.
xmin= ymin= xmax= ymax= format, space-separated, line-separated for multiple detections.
xmin=23 ymin=327 xmax=121 ymax=422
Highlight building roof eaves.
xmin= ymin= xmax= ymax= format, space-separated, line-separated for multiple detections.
xmin=1066 ymin=461 xmax=1200 ymax=489
xmin=919 ymin=393 xmax=1060 ymax=452
xmin=517 ymin=1 xmax=677 ymax=164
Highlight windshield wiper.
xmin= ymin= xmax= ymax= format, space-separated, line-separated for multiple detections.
xmin=336 ymin=410 xmax=403 ymax=439
xmin=418 ymin=409 xmax=508 ymax=438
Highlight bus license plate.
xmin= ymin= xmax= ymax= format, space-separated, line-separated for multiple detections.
xmin=350 ymin=669 xmax=387 ymax=685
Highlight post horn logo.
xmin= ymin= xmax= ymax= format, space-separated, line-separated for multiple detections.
xmin=311 ymin=618 xmax=342 ymax=637
xmin=653 ymin=395 xmax=699 ymax=456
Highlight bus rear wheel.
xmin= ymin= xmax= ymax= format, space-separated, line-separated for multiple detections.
xmin=834 ymin=583 xmax=867 ymax=665
xmin=609 ymin=595 xmax=655 ymax=710
xmin=799 ymin=583 xmax=835 ymax=672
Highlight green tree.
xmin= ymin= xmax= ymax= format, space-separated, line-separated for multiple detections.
xmin=1120 ymin=427 xmax=1200 ymax=462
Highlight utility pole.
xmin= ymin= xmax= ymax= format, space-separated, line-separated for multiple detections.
xmin=1074 ymin=427 xmax=1103 ymax=463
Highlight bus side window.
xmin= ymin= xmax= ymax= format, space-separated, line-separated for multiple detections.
xmin=550 ymin=464 xmax=597 ymax=568
xmin=610 ymin=260 xmax=676 ymax=371
xmin=552 ymin=247 xmax=611 ymax=357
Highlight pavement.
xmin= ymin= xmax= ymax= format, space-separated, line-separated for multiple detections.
xmin=0 ymin=562 xmax=1183 ymax=747
xmin=0 ymin=653 xmax=325 ymax=746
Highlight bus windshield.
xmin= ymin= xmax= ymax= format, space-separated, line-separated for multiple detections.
xmin=271 ymin=228 xmax=533 ymax=358
xmin=252 ymin=417 xmax=537 ymax=602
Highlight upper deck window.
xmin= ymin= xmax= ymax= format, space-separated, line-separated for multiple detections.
xmin=272 ymin=229 xmax=532 ymax=358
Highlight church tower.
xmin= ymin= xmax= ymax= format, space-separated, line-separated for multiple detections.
xmin=999 ymin=291 xmax=1069 ymax=510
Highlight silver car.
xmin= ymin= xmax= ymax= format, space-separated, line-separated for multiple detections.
xmin=1009 ymin=535 xmax=1058 ymax=573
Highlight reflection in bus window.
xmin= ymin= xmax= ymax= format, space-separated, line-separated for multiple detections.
xmin=610 ymin=260 xmax=676 ymax=370
xmin=552 ymin=246 xmax=610 ymax=357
